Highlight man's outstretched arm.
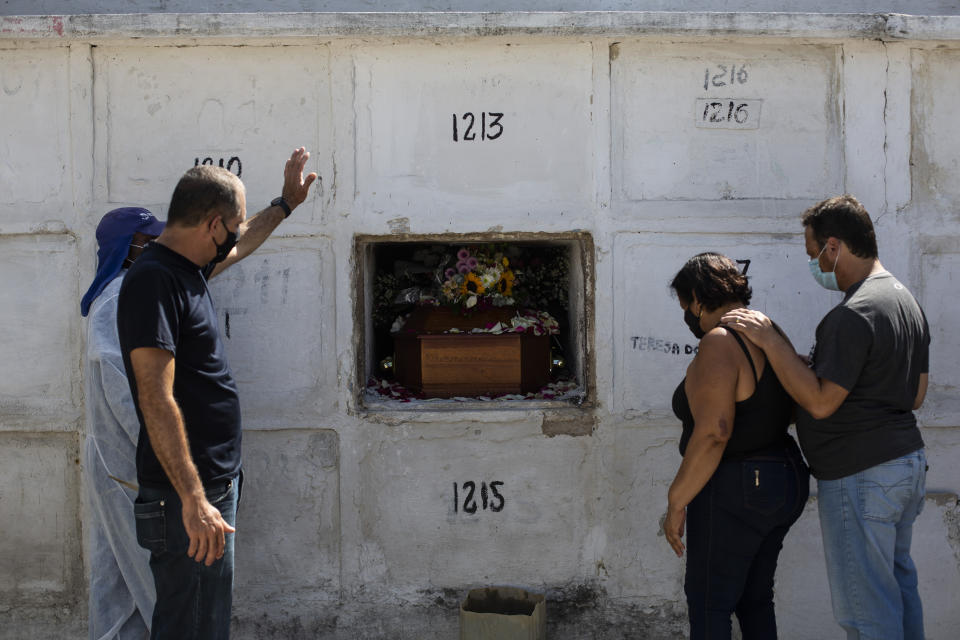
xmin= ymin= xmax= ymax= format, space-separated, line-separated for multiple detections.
xmin=209 ymin=146 xmax=317 ymax=278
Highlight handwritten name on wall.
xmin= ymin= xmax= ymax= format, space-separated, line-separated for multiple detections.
xmin=630 ymin=336 xmax=699 ymax=356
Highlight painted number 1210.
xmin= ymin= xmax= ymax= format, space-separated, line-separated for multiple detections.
xmin=452 ymin=112 xmax=504 ymax=142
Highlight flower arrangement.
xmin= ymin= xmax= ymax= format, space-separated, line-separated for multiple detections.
xmin=372 ymin=243 xmax=569 ymax=334
xmin=439 ymin=247 xmax=515 ymax=310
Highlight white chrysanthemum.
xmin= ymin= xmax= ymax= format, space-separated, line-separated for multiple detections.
xmin=480 ymin=269 xmax=499 ymax=289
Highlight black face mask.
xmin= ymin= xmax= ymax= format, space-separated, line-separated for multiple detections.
xmin=684 ymin=307 xmax=705 ymax=339
xmin=211 ymin=222 xmax=238 ymax=265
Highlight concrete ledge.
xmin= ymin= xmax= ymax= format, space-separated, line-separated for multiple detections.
xmin=3 ymin=12 xmax=960 ymax=41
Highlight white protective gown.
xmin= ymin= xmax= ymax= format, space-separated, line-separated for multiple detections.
xmin=84 ymin=273 xmax=155 ymax=640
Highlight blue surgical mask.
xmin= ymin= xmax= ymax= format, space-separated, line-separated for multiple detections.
xmin=809 ymin=243 xmax=840 ymax=291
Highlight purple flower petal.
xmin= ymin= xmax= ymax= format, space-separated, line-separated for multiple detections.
xmin=457 ymin=248 xmax=470 ymax=260
xmin=445 ymin=268 xmax=456 ymax=279
xmin=458 ymin=264 xmax=471 ymax=274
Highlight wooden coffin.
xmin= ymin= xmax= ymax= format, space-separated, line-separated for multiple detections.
xmin=392 ymin=306 xmax=551 ymax=398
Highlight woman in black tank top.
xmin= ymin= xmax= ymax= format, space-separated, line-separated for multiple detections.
xmin=662 ymin=253 xmax=810 ymax=640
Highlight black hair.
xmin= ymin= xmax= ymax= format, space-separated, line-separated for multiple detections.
xmin=801 ymin=194 xmax=878 ymax=259
xmin=167 ymin=166 xmax=243 ymax=228
xmin=669 ymin=252 xmax=752 ymax=312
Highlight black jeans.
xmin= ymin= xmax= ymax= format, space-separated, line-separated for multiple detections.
xmin=684 ymin=439 xmax=810 ymax=640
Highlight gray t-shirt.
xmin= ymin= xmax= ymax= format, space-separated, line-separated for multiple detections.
xmin=797 ymin=271 xmax=929 ymax=480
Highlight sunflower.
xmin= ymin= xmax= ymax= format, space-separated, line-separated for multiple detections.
xmin=497 ymin=270 xmax=515 ymax=296
xmin=460 ymin=272 xmax=486 ymax=297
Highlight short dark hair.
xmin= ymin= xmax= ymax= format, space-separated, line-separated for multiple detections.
xmin=167 ymin=166 xmax=244 ymax=227
xmin=802 ymin=194 xmax=878 ymax=259
xmin=670 ymin=252 xmax=752 ymax=312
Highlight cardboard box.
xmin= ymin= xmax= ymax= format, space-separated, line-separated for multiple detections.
xmin=460 ymin=587 xmax=546 ymax=640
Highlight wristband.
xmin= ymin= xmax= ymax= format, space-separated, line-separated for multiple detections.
xmin=271 ymin=196 xmax=292 ymax=218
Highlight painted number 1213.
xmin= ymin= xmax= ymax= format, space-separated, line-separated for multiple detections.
xmin=452 ymin=112 xmax=504 ymax=142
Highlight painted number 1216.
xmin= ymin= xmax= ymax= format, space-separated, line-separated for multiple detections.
xmin=703 ymin=64 xmax=749 ymax=90
xmin=694 ymin=99 xmax=762 ymax=130
xmin=452 ymin=112 xmax=504 ymax=142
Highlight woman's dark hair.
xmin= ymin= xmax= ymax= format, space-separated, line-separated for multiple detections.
xmin=802 ymin=194 xmax=878 ymax=259
xmin=670 ymin=252 xmax=752 ymax=311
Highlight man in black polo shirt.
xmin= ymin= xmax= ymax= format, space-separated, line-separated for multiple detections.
xmin=722 ymin=195 xmax=930 ymax=640
xmin=117 ymin=148 xmax=316 ymax=639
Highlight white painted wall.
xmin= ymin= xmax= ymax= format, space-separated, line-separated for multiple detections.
xmin=355 ymin=42 xmax=596 ymax=223
xmin=2 ymin=11 xmax=960 ymax=640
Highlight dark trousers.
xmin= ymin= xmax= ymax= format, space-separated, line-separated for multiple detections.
xmin=134 ymin=476 xmax=240 ymax=640
xmin=684 ymin=440 xmax=810 ymax=640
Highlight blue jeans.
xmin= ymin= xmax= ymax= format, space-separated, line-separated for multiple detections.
xmin=684 ymin=439 xmax=810 ymax=640
xmin=134 ymin=476 xmax=239 ymax=640
xmin=817 ymin=449 xmax=926 ymax=640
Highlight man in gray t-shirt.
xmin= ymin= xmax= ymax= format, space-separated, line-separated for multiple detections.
xmin=799 ymin=271 xmax=928 ymax=480
xmin=722 ymin=195 xmax=929 ymax=640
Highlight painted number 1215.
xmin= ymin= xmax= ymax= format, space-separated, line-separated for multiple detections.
xmin=453 ymin=481 xmax=505 ymax=513
xmin=452 ymin=112 xmax=504 ymax=142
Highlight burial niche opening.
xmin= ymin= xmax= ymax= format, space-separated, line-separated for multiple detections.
xmin=360 ymin=236 xmax=590 ymax=405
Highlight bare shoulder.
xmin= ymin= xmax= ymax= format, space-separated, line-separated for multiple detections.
xmin=687 ymin=328 xmax=739 ymax=400
xmin=689 ymin=327 xmax=740 ymax=378
xmin=697 ymin=327 xmax=740 ymax=359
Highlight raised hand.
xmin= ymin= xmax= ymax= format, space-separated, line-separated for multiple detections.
xmin=281 ymin=147 xmax=318 ymax=211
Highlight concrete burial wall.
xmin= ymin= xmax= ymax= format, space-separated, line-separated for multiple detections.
xmin=4 ymin=2 xmax=960 ymax=15
xmin=1 ymin=10 xmax=960 ymax=640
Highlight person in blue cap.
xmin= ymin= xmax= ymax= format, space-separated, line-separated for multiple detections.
xmin=82 ymin=207 xmax=166 ymax=640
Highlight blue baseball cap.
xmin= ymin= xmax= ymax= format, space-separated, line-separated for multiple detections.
xmin=80 ymin=207 xmax=165 ymax=316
